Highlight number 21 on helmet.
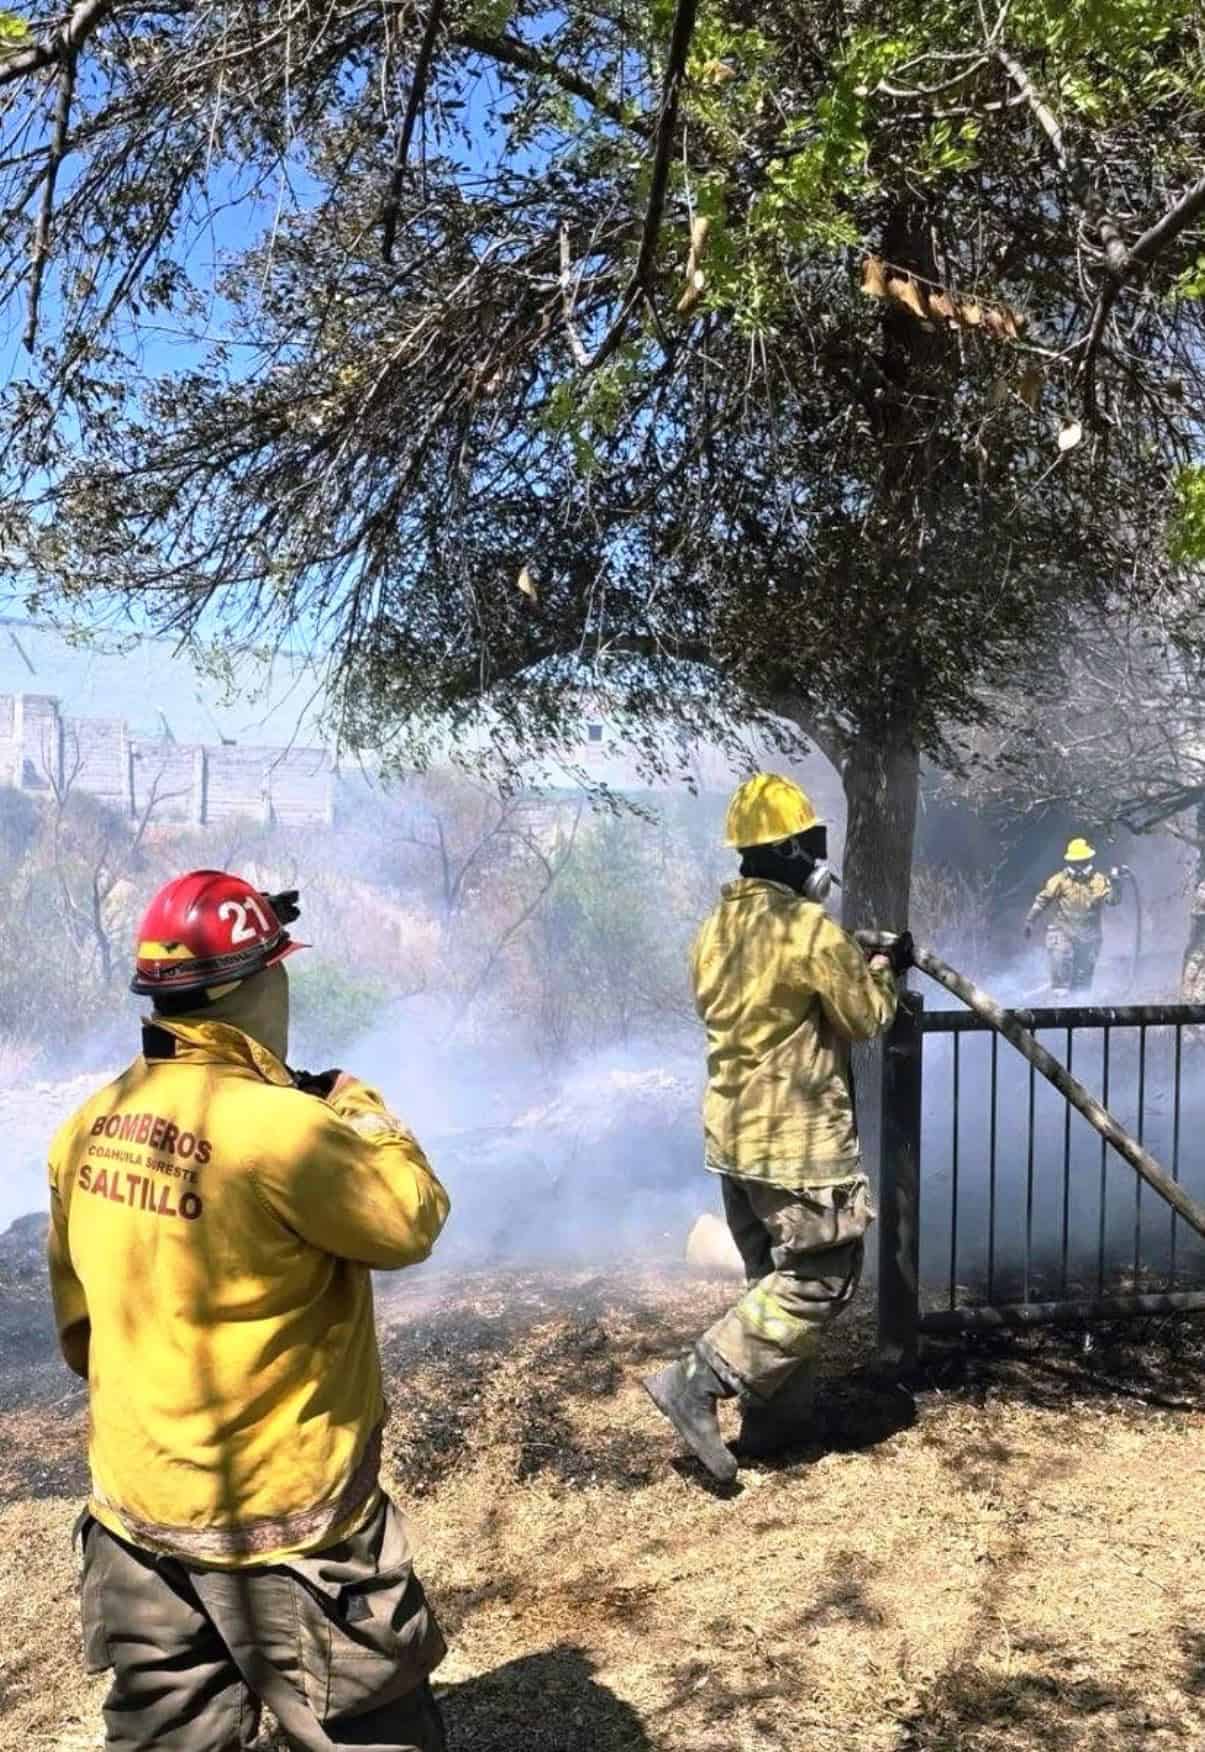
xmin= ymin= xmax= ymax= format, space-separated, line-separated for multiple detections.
xmin=130 ymin=870 xmax=307 ymax=996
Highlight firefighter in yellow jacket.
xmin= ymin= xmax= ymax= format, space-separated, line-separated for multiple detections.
xmin=1025 ymin=838 xmax=1121 ymax=995
xmin=643 ymin=776 xmax=904 ymax=1483
xmin=47 ymin=870 xmax=451 ymax=1752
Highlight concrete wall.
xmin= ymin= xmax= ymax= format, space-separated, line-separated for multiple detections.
xmin=0 ymin=693 xmax=335 ymax=826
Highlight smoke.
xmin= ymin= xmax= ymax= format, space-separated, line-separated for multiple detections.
xmin=4 ymin=755 xmax=1204 ymax=1316
xmin=910 ymin=900 xmax=1205 ymax=1309
xmin=322 ymin=992 xmax=710 ymax=1267
xmin=917 ymin=1021 xmax=1205 ymax=1304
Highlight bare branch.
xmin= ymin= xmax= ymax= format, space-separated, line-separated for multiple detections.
xmin=454 ymin=26 xmax=644 ymax=136
xmin=24 ymin=50 xmax=75 ymax=353
xmin=994 ymin=47 xmax=1066 ymax=172
xmin=381 ymin=0 xmax=447 ymax=265
xmin=587 ymin=0 xmax=701 ymax=372
xmin=1080 ymin=169 xmax=1205 ymax=424
xmin=559 ymin=219 xmax=590 ymax=367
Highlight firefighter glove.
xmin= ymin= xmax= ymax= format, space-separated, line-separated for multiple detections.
xmin=883 ymin=930 xmax=914 ymax=975
xmin=293 ymin=1066 xmax=342 ymax=1099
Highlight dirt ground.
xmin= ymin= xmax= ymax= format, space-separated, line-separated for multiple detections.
xmin=3 ymin=1261 xmax=1205 ymax=1752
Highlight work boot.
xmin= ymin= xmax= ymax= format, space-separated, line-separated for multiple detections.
xmin=737 ymin=1367 xmax=817 ymax=1460
xmin=643 ymin=1346 xmax=738 ymax=1483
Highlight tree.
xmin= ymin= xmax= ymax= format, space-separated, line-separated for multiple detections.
xmin=944 ymin=587 xmax=1205 ymax=973
xmin=3 ymin=0 xmax=1205 ymax=928
xmin=44 ymin=730 xmax=180 ymax=985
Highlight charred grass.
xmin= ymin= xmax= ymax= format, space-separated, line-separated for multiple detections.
xmin=2 ymin=1265 xmax=1205 ymax=1749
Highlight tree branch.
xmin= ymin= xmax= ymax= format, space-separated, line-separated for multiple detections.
xmin=1126 ymin=169 xmax=1205 ymax=276
xmin=1080 ymin=169 xmax=1205 ymax=425
xmin=454 ymin=27 xmax=645 ymax=136
xmin=381 ymin=0 xmax=447 ymax=264
xmin=994 ymin=47 xmax=1066 ymax=172
xmin=587 ymin=0 xmax=701 ymax=372
xmin=24 ymin=51 xmax=75 ymax=353
xmin=0 ymin=0 xmax=112 ymax=88
xmin=559 ymin=218 xmax=590 ymax=367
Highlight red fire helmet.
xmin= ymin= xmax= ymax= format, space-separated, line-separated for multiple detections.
xmin=130 ymin=870 xmax=307 ymax=997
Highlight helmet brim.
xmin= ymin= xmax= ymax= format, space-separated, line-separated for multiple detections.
xmin=131 ymin=935 xmax=310 ymax=996
xmin=265 ymin=939 xmax=309 ymax=968
xmin=726 ymin=817 xmax=827 ymax=850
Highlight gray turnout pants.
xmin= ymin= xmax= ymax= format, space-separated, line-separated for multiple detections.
xmin=78 ymin=1494 xmax=447 ymax=1751
xmin=1047 ymin=928 xmax=1100 ymax=993
xmin=701 ymin=1174 xmax=873 ymax=1402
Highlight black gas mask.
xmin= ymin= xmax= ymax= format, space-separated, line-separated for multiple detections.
xmin=740 ymin=825 xmax=835 ymax=902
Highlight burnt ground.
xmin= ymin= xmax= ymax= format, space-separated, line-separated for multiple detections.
xmin=2 ymin=1257 xmax=1205 ymax=1751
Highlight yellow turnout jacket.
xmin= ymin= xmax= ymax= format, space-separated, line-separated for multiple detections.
xmin=690 ymin=878 xmax=897 ymax=1187
xmin=1026 ymin=869 xmax=1118 ymax=940
xmin=47 ymin=1018 xmax=449 ymax=1567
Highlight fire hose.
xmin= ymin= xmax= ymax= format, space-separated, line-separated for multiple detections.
xmin=856 ymin=930 xmax=1205 ymax=1245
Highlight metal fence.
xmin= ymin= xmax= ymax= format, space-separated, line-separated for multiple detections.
xmin=877 ymin=994 xmax=1205 ymax=1366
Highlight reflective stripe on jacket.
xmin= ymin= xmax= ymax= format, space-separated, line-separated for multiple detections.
xmin=690 ymin=879 xmax=897 ymax=1186
xmin=47 ymin=1018 xmax=449 ymax=1567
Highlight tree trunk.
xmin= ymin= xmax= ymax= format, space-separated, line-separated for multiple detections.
xmin=837 ymin=721 xmax=921 ymax=1257
xmin=839 ymin=723 xmax=920 ymax=933
xmin=1179 ymin=798 xmax=1205 ymax=1000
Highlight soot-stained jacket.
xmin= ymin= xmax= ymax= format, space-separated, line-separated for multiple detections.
xmin=690 ymin=878 xmax=897 ymax=1188
xmin=1026 ymin=869 xmax=1119 ymax=941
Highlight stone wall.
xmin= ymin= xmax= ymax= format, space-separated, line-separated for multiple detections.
xmin=0 ymin=692 xmax=334 ymax=826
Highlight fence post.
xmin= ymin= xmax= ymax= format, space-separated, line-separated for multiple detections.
xmin=877 ymin=990 xmax=923 ymax=1372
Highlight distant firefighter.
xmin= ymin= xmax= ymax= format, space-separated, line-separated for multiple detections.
xmin=643 ymin=773 xmax=906 ymax=1482
xmin=1181 ymin=879 xmax=1205 ymax=1004
xmin=1025 ymin=837 xmax=1121 ymax=996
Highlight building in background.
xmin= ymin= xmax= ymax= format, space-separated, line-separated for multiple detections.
xmin=0 ymin=619 xmax=335 ymax=826
xmin=0 ymin=691 xmax=335 ymax=827
xmin=0 ymin=621 xmax=841 ymax=836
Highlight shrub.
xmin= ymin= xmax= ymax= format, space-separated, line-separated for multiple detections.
xmin=288 ymin=958 xmax=395 ymax=1064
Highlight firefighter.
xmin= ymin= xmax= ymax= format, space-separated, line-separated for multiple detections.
xmin=47 ymin=870 xmax=451 ymax=1752
xmin=643 ymin=775 xmax=905 ymax=1482
xmin=1025 ymin=838 xmax=1121 ymax=996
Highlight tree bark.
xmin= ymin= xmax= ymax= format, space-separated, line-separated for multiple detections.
xmin=839 ymin=723 xmax=920 ymax=933
xmin=1179 ymin=798 xmax=1205 ymax=999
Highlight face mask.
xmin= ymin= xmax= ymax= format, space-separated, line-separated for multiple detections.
xmin=739 ymin=830 xmax=837 ymax=905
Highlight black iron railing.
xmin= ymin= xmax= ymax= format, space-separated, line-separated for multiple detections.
xmin=877 ymin=995 xmax=1205 ymax=1366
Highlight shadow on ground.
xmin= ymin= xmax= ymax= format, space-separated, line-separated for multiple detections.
xmin=913 ymin=1312 xmax=1205 ymax=1414
xmin=439 ymin=1646 xmax=653 ymax=1752
xmin=730 ymin=1369 xmax=918 ymax=1474
xmin=896 ymin=1640 xmax=1153 ymax=1751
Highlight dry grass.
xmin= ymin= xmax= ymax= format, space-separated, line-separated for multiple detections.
xmin=3 ymin=1266 xmax=1205 ymax=1751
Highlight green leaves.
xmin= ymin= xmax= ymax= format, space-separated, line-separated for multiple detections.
xmin=0 ymin=10 xmax=29 ymax=48
xmin=1170 ymin=466 xmax=1205 ymax=564
xmin=1171 ymin=254 xmax=1205 ymax=300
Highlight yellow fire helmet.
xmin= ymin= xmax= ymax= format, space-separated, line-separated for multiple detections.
xmin=1064 ymin=837 xmax=1096 ymax=863
xmin=725 ymin=772 xmax=821 ymax=848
